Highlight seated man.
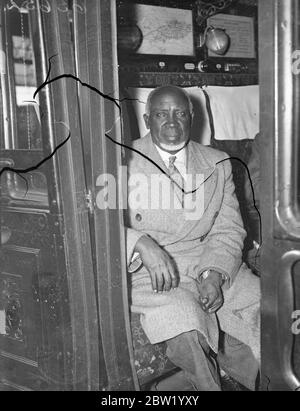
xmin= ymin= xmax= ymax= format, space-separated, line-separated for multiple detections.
xmin=126 ymin=85 xmax=260 ymax=391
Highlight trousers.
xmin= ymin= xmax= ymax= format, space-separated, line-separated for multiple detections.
xmin=154 ymin=330 xmax=259 ymax=391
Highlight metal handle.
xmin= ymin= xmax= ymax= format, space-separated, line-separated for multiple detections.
xmin=279 ymin=251 xmax=300 ymax=390
xmin=0 ymin=158 xmax=14 ymax=206
xmin=0 ymin=158 xmax=14 ymax=169
xmin=0 ymin=226 xmax=11 ymax=245
xmin=275 ymin=0 xmax=300 ymax=239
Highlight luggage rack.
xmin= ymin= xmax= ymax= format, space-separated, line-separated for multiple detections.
xmin=119 ymin=71 xmax=258 ymax=88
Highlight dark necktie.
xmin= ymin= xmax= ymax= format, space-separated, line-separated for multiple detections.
xmin=168 ymin=156 xmax=184 ymax=206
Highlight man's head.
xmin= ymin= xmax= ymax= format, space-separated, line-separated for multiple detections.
xmin=144 ymin=86 xmax=194 ymax=153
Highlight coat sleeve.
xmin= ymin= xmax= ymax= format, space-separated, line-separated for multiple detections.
xmin=193 ymin=159 xmax=247 ymax=287
xmin=126 ymin=227 xmax=146 ymax=266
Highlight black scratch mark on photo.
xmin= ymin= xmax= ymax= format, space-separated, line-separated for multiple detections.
xmin=0 ymin=132 xmax=71 ymax=193
xmin=0 ymin=55 xmax=261 ymax=253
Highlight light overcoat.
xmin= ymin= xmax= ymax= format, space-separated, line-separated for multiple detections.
xmin=126 ymin=134 xmax=260 ymax=359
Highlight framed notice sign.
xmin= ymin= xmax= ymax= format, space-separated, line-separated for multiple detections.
xmin=207 ymin=14 xmax=256 ymax=59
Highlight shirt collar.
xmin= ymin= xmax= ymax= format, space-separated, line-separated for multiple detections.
xmin=155 ymin=144 xmax=187 ymax=167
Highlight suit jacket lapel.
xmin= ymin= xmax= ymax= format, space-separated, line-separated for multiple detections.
xmin=141 ymin=136 xmax=217 ymax=215
xmin=187 ymin=142 xmax=215 ymax=188
xmin=131 ymin=136 xmax=219 ymax=245
xmin=143 ymin=134 xmax=185 ymax=207
xmin=186 ymin=142 xmax=216 ymax=210
xmin=142 ymin=133 xmax=169 ymax=176
xmin=166 ymin=142 xmax=218 ymax=243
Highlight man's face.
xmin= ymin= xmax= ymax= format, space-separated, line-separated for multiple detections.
xmin=144 ymin=88 xmax=192 ymax=152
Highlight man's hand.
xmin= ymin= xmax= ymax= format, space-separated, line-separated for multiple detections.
xmin=197 ymin=271 xmax=224 ymax=314
xmin=134 ymin=235 xmax=179 ymax=293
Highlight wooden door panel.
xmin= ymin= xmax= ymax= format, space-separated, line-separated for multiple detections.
xmin=0 ymin=245 xmax=41 ymax=355
xmin=0 ymin=208 xmax=70 ymax=390
xmin=0 ymin=244 xmax=42 ymax=389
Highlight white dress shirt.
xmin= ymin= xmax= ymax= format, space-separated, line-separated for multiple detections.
xmin=155 ymin=145 xmax=187 ymax=181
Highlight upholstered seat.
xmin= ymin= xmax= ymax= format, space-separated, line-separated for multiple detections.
xmin=131 ymin=312 xmax=249 ymax=391
xmin=130 ymin=312 xmax=177 ymax=387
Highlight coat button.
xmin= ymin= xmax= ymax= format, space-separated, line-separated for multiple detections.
xmin=135 ymin=213 xmax=142 ymax=222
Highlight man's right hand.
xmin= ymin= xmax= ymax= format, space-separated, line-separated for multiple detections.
xmin=134 ymin=235 xmax=179 ymax=293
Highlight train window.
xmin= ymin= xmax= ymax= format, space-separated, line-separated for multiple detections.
xmin=2 ymin=7 xmax=41 ymax=150
xmin=0 ymin=80 xmax=4 ymax=145
xmin=0 ymin=4 xmax=48 ymax=206
xmin=0 ymin=9 xmax=9 ymax=148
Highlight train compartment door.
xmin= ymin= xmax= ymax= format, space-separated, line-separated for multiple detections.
xmin=0 ymin=1 xmax=100 ymax=390
xmin=260 ymin=0 xmax=300 ymax=391
xmin=72 ymin=0 xmax=138 ymax=391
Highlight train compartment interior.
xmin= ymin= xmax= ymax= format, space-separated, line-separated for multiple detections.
xmin=0 ymin=0 xmax=299 ymax=392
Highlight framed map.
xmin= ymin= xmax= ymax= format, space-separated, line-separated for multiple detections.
xmin=134 ymin=4 xmax=194 ymax=56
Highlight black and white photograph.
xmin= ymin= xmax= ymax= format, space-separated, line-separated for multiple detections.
xmin=0 ymin=0 xmax=299 ymax=395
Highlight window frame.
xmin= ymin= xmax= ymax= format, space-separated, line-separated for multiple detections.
xmin=274 ymin=0 xmax=300 ymax=240
xmin=0 ymin=2 xmax=49 ymax=207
